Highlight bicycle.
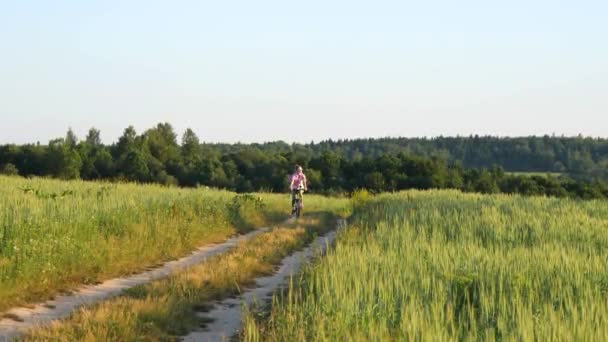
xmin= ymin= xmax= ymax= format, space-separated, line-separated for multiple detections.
xmin=291 ymin=187 xmax=305 ymax=219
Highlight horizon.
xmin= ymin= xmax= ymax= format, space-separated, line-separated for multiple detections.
xmin=3 ymin=124 xmax=607 ymax=147
xmin=2 ymin=1 xmax=607 ymax=144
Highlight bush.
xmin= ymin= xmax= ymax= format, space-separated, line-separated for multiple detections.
xmin=0 ymin=163 xmax=19 ymax=176
xmin=227 ymin=194 xmax=267 ymax=232
xmin=351 ymin=189 xmax=373 ymax=211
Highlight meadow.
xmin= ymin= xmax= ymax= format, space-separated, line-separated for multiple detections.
xmin=244 ymin=190 xmax=608 ymax=341
xmin=0 ymin=175 xmax=344 ymax=312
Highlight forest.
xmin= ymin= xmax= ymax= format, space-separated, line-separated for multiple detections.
xmin=1 ymin=123 xmax=607 ymax=199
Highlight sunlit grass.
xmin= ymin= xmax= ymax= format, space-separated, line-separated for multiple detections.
xmin=0 ymin=175 xmax=348 ymax=312
xmin=245 ymin=190 xmax=608 ymax=341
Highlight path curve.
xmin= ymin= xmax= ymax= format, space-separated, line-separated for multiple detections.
xmin=0 ymin=227 xmax=270 ymax=341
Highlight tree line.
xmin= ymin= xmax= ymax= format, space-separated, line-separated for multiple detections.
xmin=213 ymin=135 xmax=608 ymax=180
xmin=1 ymin=123 xmax=607 ymax=199
xmin=269 ymin=135 xmax=608 ymax=180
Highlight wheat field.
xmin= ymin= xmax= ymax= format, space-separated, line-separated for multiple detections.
xmin=245 ymin=190 xmax=608 ymax=341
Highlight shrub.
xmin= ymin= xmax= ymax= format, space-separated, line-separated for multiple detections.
xmin=0 ymin=163 xmax=19 ymax=176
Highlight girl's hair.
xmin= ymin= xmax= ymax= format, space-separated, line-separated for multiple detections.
xmin=295 ymin=164 xmax=302 ymax=170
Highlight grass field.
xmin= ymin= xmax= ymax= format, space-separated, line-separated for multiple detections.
xmin=244 ymin=190 xmax=608 ymax=341
xmin=0 ymin=175 xmax=347 ymax=312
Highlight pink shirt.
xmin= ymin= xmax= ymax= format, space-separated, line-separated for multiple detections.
xmin=290 ymin=172 xmax=307 ymax=190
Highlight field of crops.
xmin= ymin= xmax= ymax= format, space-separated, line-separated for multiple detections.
xmin=245 ymin=190 xmax=608 ymax=341
xmin=0 ymin=175 xmax=346 ymax=312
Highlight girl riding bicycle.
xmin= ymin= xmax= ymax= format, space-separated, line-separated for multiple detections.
xmin=289 ymin=165 xmax=308 ymax=216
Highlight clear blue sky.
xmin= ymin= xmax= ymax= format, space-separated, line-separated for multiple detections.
xmin=1 ymin=1 xmax=607 ymax=144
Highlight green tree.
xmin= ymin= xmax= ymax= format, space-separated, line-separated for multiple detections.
xmin=181 ymin=128 xmax=201 ymax=164
xmin=473 ymin=169 xmax=499 ymax=194
xmin=305 ymin=168 xmax=323 ymax=192
xmin=311 ymin=151 xmax=342 ymax=190
xmin=85 ymin=128 xmax=102 ymax=147
xmin=47 ymin=138 xmax=82 ymax=179
xmin=179 ymin=128 xmax=202 ymax=186
xmin=144 ymin=123 xmax=182 ymax=181
xmin=116 ymin=126 xmax=138 ymax=158
xmin=145 ymin=123 xmax=180 ymax=165
xmin=93 ymin=148 xmax=115 ymax=178
xmin=365 ymin=172 xmax=386 ymax=192
xmin=65 ymin=128 xmax=78 ymax=149
xmin=123 ymin=150 xmax=150 ymax=182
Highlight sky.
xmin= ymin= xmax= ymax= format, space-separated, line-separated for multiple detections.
xmin=1 ymin=0 xmax=607 ymax=144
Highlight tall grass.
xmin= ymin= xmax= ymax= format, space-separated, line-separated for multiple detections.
xmin=0 ymin=175 xmax=347 ymax=312
xmin=245 ymin=190 xmax=608 ymax=341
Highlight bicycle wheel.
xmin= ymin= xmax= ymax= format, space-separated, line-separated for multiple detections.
xmin=292 ymin=200 xmax=298 ymax=216
xmin=295 ymin=198 xmax=301 ymax=218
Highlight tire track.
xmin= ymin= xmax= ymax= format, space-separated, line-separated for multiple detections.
xmin=182 ymin=219 xmax=345 ymax=342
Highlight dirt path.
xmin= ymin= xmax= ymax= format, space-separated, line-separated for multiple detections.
xmin=0 ymin=227 xmax=270 ymax=341
xmin=182 ymin=220 xmax=344 ymax=342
